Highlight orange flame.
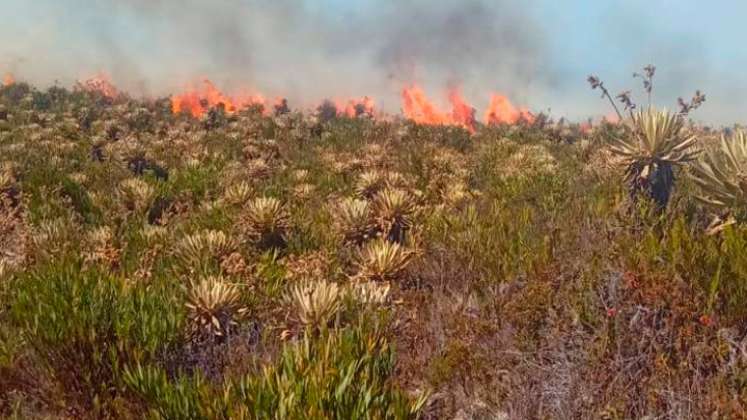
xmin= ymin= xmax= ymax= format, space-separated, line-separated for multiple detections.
xmin=273 ymin=97 xmax=290 ymax=115
xmin=171 ymin=79 xmax=266 ymax=118
xmin=3 ymin=73 xmax=15 ymax=86
xmin=401 ymin=85 xmax=450 ymax=127
xmin=401 ymin=84 xmax=478 ymax=132
xmin=447 ymin=88 xmax=476 ymax=133
xmin=81 ymin=73 xmax=118 ymax=98
xmin=334 ymin=96 xmax=375 ymax=117
xmin=484 ymin=93 xmax=534 ymax=125
xmin=345 ymin=96 xmax=375 ymax=117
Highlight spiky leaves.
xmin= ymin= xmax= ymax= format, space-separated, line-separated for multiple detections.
xmin=355 ymin=171 xmax=386 ymax=199
xmin=174 ymin=230 xmax=239 ymax=274
xmin=246 ymin=158 xmax=271 ymax=179
xmin=355 ymin=239 xmax=414 ymax=282
xmin=287 ymin=279 xmax=342 ymax=329
xmin=608 ymin=108 xmax=698 ymax=209
xmin=372 ymin=188 xmax=417 ymax=243
xmin=222 ymin=181 xmax=253 ymax=206
xmin=333 ymin=197 xmax=376 ymax=245
xmin=241 ymin=197 xmax=290 ymax=250
xmin=119 ymin=178 xmax=155 ymax=213
xmin=349 ymin=281 xmax=391 ymax=306
xmin=185 ymin=276 xmax=247 ymax=339
xmin=691 ymin=130 xmax=747 ymax=228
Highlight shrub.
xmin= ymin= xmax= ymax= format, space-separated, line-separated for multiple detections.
xmin=332 ymin=197 xmax=376 ymax=245
xmin=354 ymin=239 xmax=415 ymax=282
xmin=123 ymin=364 xmax=217 ymax=420
xmin=690 ymin=130 xmax=747 ymax=230
xmin=236 ymin=326 xmax=428 ymax=419
xmin=8 ymin=260 xmax=183 ymax=414
xmin=372 ymin=188 xmax=417 ymax=244
xmin=286 ymin=279 xmax=342 ymax=329
xmin=60 ymin=176 xmax=102 ymax=224
xmin=241 ymin=197 xmax=290 ymax=250
xmin=608 ymin=108 xmax=698 ymax=209
xmin=185 ymin=275 xmax=248 ymax=339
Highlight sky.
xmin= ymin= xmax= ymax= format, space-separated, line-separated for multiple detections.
xmin=1 ymin=0 xmax=745 ymax=124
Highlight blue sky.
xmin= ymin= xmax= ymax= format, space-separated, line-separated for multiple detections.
xmin=529 ymin=0 xmax=747 ymax=123
xmin=2 ymin=0 xmax=745 ymax=124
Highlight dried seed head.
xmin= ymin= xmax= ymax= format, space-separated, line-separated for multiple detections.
xmin=587 ymin=75 xmax=602 ymax=90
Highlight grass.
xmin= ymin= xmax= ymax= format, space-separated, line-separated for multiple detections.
xmin=1 ymin=81 xmax=746 ymax=418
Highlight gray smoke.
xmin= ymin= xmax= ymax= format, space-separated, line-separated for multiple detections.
xmin=0 ymin=0 xmax=547 ymax=112
xmin=1 ymin=0 xmax=743 ymax=124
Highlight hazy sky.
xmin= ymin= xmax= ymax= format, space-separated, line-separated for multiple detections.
xmin=1 ymin=0 xmax=745 ymax=124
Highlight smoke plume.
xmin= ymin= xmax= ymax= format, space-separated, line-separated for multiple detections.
xmin=0 ymin=0 xmax=545 ymax=112
xmin=1 ymin=0 xmax=745 ymax=124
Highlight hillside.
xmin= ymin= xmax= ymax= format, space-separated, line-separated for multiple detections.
xmin=1 ymin=82 xmax=746 ymax=419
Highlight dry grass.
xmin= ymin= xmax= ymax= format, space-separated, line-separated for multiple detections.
xmin=0 ymin=80 xmax=745 ymax=419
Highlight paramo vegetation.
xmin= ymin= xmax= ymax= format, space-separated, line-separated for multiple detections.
xmin=1 ymin=67 xmax=747 ymax=418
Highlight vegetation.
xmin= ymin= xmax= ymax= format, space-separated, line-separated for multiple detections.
xmin=1 ymin=74 xmax=747 ymax=419
xmin=691 ymin=130 xmax=747 ymax=231
xmin=609 ymin=108 xmax=698 ymax=208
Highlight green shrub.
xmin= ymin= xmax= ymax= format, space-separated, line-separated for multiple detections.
xmin=61 ymin=176 xmax=102 ymax=224
xmin=121 ymin=325 xmax=427 ymax=420
xmin=123 ymin=364 xmax=218 ymax=420
xmin=236 ymin=326 xmax=428 ymax=419
xmin=8 ymin=259 xmax=183 ymax=414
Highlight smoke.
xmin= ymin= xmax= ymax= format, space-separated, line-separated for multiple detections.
xmin=1 ymin=0 xmax=744 ymax=124
xmin=0 ymin=0 xmax=546 ymax=112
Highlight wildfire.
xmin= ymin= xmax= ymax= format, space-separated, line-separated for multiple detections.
xmin=332 ymin=96 xmax=375 ymax=118
xmin=171 ymin=79 xmax=266 ymax=118
xmin=33 ymin=71 xmax=537 ymax=130
xmin=401 ymin=85 xmax=453 ymax=128
xmin=447 ymin=88 xmax=477 ymax=133
xmin=273 ymin=97 xmax=290 ymax=115
xmin=484 ymin=93 xmax=534 ymax=125
xmin=80 ymin=73 xmax=118 ymax=98
xmin=402 ymin=84 xmax=533 ymax=132
xmin=2 ymin=73 xmax=14 ymax=86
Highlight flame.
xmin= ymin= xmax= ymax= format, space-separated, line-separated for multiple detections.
xmin=333 ymin=96 xmax=375 ymax=117
xmin=484 ymin=93 xmax=534 ymax=125
xmin=401 ymin=85 xmax=450 ymax=126
xmin=273 ymin=97 xmax=290 ymax=115
xmin=401 ymin=84 xmax=478 ymax=132
xmin=81 ymin=73 xmax=118 ymax=98
xmin=344 ymin=96 xmax=375 ymax=117
xmin=447 ymin=88 xmax=476 ymax=133
xmin=171 ymin=79 xmax=266 ymax=118
xmin=3 ymin=73 xmax=15 ymax=86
